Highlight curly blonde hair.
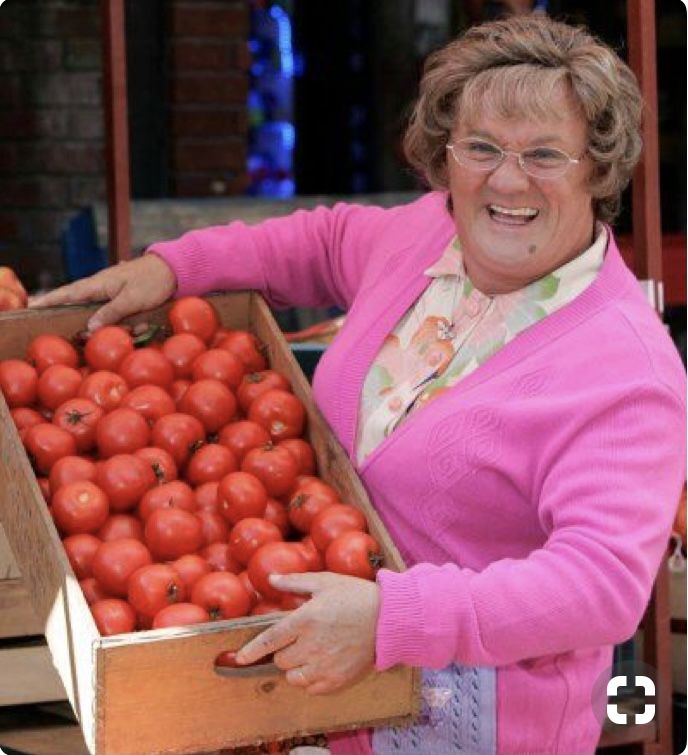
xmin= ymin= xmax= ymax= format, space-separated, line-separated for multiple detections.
xmin=403 ymin=14 xmax=643 ymax=223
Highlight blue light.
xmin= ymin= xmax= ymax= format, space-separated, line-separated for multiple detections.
xmin=268 ymin=5 xmax=294 ymax=77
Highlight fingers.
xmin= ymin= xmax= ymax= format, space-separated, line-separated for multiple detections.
xmin=285 ymin=666 xmax=314 ymax=688
xmin=268 ymin=572 xmax=336 ymax=595
xmin=86 ymin=292 xmax=138 ymax=331
xmin=29 ymin=275 xmax=109 ymax=309
xmin=236 ymin=618 xmax=299 ymax=665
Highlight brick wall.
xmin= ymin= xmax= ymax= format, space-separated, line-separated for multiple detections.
xmin=167 ymin=0 xmax=250 ymax=197
xmin=0 ymin=0 xmax=106 ymax=290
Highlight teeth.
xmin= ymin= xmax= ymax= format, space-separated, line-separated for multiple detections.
xmin=489 ymin=205 xmax=538 ymax=217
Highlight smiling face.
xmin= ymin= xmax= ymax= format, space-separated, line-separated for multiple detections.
xmin=447 ymin=85 xmax=595 ymax=294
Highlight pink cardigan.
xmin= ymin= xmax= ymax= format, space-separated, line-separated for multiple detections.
xmin=150 ymin=192 xmax=686 ymax=754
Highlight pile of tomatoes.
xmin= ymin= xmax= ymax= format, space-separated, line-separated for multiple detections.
xmin=0 ymin=296 xmax=383 ymax=636
xmin=0 ymin=266 xmax=28 ymax=311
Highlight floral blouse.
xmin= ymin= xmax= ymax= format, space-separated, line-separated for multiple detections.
xmin=356 ymin=226 xmax=607 ymax=464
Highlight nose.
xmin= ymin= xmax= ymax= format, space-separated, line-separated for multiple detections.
xmin=486 ymin=152 xmax=531 ymax=193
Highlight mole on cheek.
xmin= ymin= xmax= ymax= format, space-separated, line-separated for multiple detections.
xmin=528 ymin=245 xmax=537 ymax=255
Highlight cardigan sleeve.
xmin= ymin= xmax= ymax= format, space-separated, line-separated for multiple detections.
xmin=374 ymin=382 xmax=686 ymax=670
xmin=146 ymin=202 xmax=393 ymax=311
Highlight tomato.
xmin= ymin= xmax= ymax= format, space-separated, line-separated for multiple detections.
xmin=228 ymin=517 xmax=283 ymax=566
xmin=251 ymin=600 xmax=282 ymax=616
xmin=168 ymin=296 xmax=219 ymax=344
xmin=53 ymin=397 xmax=104 ymax=453
xmin=151 ymin=413 xmax=206 ymax=468
xmin=91 ymin=598 xmax=137 ymax=636
xmin=80 ymin=576 xmax=111 ymax=605
xmin=190 ymin=571 xmax=250 ymax=619
xmin=295 ymin=535 xmax=325 ymax=572
xmin=241 ymin=443 xmax=298 ymax=498
xmin=199 ymin=542 xmax=241 ymax=573
xmin=0 ymin=286 xmax=25 ymax=311
xmin=134 ymin=446 xmax=178 ymax=484
xmin=280 ymin=592 xmax=311 ymax=611
xmin=37 ymin=477 xmax=51 ymax=502
xmin=119 ymin=348 xmax=174 ymax=390
xmin=194 ymin=481 xmax=220 ymax=512
xmin=177 ymin=378 xmax=237 ymax=433
xmin=287 ymin=483 xmax=339 ymax=535
xmin=278 ymin=438 xmax=316 ymax=476
xmin=36 ymin=364 xmax=82 ymax=411
xmin=62 ymin=533 xmax=101 ymax=579
xmin=127 ymin=563 xmax=186 ymax=619
xmin=186 ymin=443 xmax=237 ymax=486
xmin=161 ymin=333 xmax=206 ymax=379
xmin=210 ymin=328 xmax=231 ymax=347
xmin=120 ymin=384 xmax=175 ymax=426
xmin=310 ymin=503 xmax=367 ymax=552
xmin=144 ymin=507 xmax=204 ymax=561
xmin=190 ymin=349 xmax=245 ymax=390
xmin=264 ymin=498 xmax=290 ymax=537
xmin=196 ymin=510 xmax=229 ymax=546
xmin=24 ymin=423 xmax=77 ymax=473
xmin=171 ymin=554 xmax=212 ymax=593
xmin=248 ymin=389 xmax=305 ymax=442
xmin=84 ymin=326 xmax=134 ymax=372
xmin=96 ymin=407 xmax=150 ymax=458
xmin=78 ymin=370 xmax=129 ymax=412
xmin=238 ymin=570 xmax=260 ymax=608
xmin=217 ymin=471 xmax=268 ymax=525
xmin=0 ymin=266 xmax=27 ymax=301
xmin=26 ymin=334 xmax=79 ymax=373
xmin=217 ymin=331 xmax=267 ymax=373
xmin=247 ymin=542 xmax=308 ymax=602
xmin=152 ymin=602 xmax=210 ymax=629
xmin=138 ymin=479 xmax=196 ymax=521
xmin=91 ymin=538 xmax=153 ymax=597
xmin=51 ymin=480 xmax=109 ymax=535
xmin=96 ymin=453 xmax=157 ymax=512
xmin=97 ymin=514 xmax=144 ymax=542
xmin=217 ymin=420 xmax=270 ymax=464
xmin=49 ymin=455 xmax=98 ymax=492
xmin=236 ymin=370 xmax=291 ymax=413
xmin=11 ymin=407 xmax=44 ymax=434
xmin=169 ymin=379 xmax=190 ymax=406
xmin=0 ymin=359 xmax=38 ymax=407
xmin=325 ymin=531 xmax=383 ymax=580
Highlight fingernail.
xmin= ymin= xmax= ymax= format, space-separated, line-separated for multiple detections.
xmin=269 ymin=574 xmax=284 ymax=585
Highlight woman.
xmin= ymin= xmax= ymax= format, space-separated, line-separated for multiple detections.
xmin=32 ymin=15 xmax=685 ymax=755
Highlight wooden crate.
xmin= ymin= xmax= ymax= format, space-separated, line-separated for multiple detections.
xmin=0 ymin=293 xmax=420 ymax=755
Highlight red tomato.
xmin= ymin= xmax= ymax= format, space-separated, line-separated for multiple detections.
xmin=78 ymin=370 xmax=129 ymax=412
xmin=199 ymin=542 xmax=241 ymax=573
xmin=210 ymin=328 xmax=231 ymax=347
xmin=168 ymin=297 xmax=219 ymax=344
xmin=161 ymin=333 xmax=207 ymax=379
xmin=194 ymin=481 xmax=220 ymax=512
xmin=238 ymin=570 xmax=260 ymax=608
xmin=278 ymin=438 xmax=316 ymax=476
xmin=247 ymin=542 xmax=308 ymax=601
xmin=97 ymin=514 xmax=144 ymax=542
xmin=237 ymin=370 xmax=291 ymax=413
xmin=91 ymin=598 xmax=136 ymax=636
xmin=287 ymin=482 xmax=339 ymax=535
xmin=127 ymin=563 xmax=186 ymax=619
xmin=190 ymin=349 xmax=245 ymax=390
xmin=134 ymin=446 xmax=178 ymax=484
xmin=36 ymin=364 xmax=82 ymax=411
xmin=152 ymin=602 xmax=210 ymax=629
xmin=0 ymin=359 xmax=38 ymax=407
xmin=84 ymin=326 xmax=134 ymax=372
xmin=310 ymin=504 xmax=367 ymax=552
xmin=217 ymin=331 xmax=267 ymax=373
xmin=51 ymin=480 xmax=109 ymax=534
xmin=251 ymin=600 xmax=283 ymax=616
xmin=295 ymin=535 xmax=325 ymax=572
xmin=217 ymin=471 xmax=268 ymax=525
xmin=24 ymin=423 xmax=77 ymax=473
xmin=96 ymin=453 xmax=157 ymax=512
xmin=197 ymin=510 xmax=229 ymax=546
xmin=263 ymin=498 xmax=290 ymax=538
xmin=26 ymin=334 xmax=79 ymax=373
xmin=37 ymin=477 xmax=51 ymax=502
xmin=178 ymin=378 xmax=237 ymax=433
xmin=49 ymin=455 xmax=98 ymax=492
xmin=325 ymin=531 xmax=383 ymax=580
xmin=217 ymin=420 xmax=270 ymax=463
xmin=138 ymin=480 xmax=197 ymax=521
xmin=91 ymin=538 xmax=153 ymax=596
xmin=53 ymin=397 xmax=104 ymax=453
xmin=62 ymin=533 xmax=101 ymax=579
xmin=119 ymin=348 xmax=174 ymax=391
xmin=241 ymin=443 xmax=299 ymax=498
xmin=96 ymin=407 xmax=151 ymax=457
xmin=190 ymin=571 xmax=250 ymax=619
xmin=170 ymin=379 xmax=191 ymax=405
xmin=11 ymin=407 xmax=44 ymax=435
xmin=151 ymin=413 xmax=206 ymax=467
xmin=248 ymin=389 xmax=305 ymax=442
xmin=144 ymin=507 xmax=204 ymax=561
xmin=80 ymin=576 xmax=111 ymax=605
xmin=280 ymin=592 xmax=311 ymax=611
xmin=0 ymin=286 xmax=25 ymax=311
xmin=120 ymin=384 xmax=176 ymax=426
xmin=171 ymin=553 xmax=212 ymax=593
xmin=0 ymin=267 xmax=27 ymax=301
xmin=229 ymin=517 xmax=283 ymax=566
xmin=186 ymin=443 xmax=237 ymax=486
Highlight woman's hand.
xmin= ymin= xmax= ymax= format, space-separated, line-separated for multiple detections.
xmin=29 ymin=254 xmax=177 ymax=331
xmin=236 ymin=572 xmax=380 ymax=694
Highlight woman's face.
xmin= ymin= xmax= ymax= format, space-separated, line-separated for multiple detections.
xmin=447 ymin=87 xmax=595 ymax=294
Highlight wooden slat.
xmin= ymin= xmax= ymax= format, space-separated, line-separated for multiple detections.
xmin=0 ymin=579 xmax=43 ymax=639
xmin=0 ymin=703 xmax=89 ymax=755
xmin=0 ymin=643 xmax=67 ymax=706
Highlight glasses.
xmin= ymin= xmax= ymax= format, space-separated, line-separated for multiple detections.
xmin=446 ymin=137 xmax=582 ymax=179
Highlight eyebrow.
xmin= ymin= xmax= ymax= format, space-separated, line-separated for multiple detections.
xmin=467 ymin=129 xmax=565 ymax=146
